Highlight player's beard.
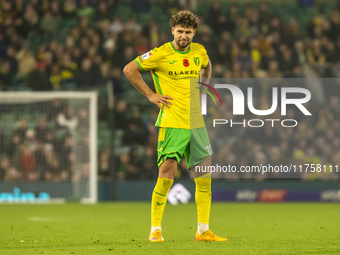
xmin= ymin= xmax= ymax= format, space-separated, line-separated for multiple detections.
xmin=176 ymin=39 xmax=191 ymax=49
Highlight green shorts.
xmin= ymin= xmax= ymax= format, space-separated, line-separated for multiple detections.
xmin=157 ymin=126 xmax=212 ymax=169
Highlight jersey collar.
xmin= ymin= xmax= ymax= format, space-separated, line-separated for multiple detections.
xmin=170 ymin=41 xmax=191 ymax=54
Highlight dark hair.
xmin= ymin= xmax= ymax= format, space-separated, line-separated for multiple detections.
xmin=169 ymin=10 xmax=200 ymax=29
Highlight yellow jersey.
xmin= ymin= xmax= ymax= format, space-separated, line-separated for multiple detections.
xmin=135 ymin=41 xmax=209 ymax=129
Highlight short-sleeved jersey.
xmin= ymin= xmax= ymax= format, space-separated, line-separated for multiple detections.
xmin=135 ymin=42 xmax=209 ymax=129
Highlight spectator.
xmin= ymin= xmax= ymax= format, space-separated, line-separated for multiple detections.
xmin=267 ymin=60 xmax=283 ymax=78
xmin=60 ymin=53 xmax=77 ymax=81
xmin=114 ymin=100 xmax=128 ymax=130
xmin=259 ymin=3 xmax=273 ymax=25
xmin=116 ymin=152 xmax=130 ymax=180
xmin=306 ymin=40 xmax=326 ymax=66
xmin=0 ymin=128 xmax=5 ymax=155
xmin=40 ymin=10 xmax=59 ymax=34
xmin=35 ymin=117 xmax=50 ymax=143
xmin=280 ymin=49 xmax=296 ymax=77
xmin=14 ymin=118 xmax=28 ymax=142
xmin=59 ymin=134 xmax=73 ymax=174
xmin=126 ymin=145 xmax=143 ymax=180
xmin=50 ymin=0 xmax=62 ymax=20
xmin=249 ymin=38 xmax=261 ymax=64
xmin=4 ymin=46 xmax=18 ymax=74
xmin=293 ymin=40 xmax=307 ymax=65
xmin=26 ymin=64 xmax=50 ymax=90
xmin=48 ymin=99 xmax=64 ymax=122
xmin=142 ymin=146 xmax=158 ymax=180
xmin=57 ymin=106 xmax=78 ymax=131
xmin=0 ymin=61 xmax=12 ymax=90
xmin=99 ymin=148 xmax=110 ymax=179
xmin=34 ymin=134 xmax=44 ymax=162
xmin=16 ymin=45 xmax=36 ymax=77
xmin=236 ymin=49 xmax=252 ymax=71
xmin=206 ymin=2 xmax=231 ymax=35
xmin=94 ymin=1 xmax=111 ymax=23
xmin=111 ymin=66 xmax=124 ymax=96
xmin=49 ymin=64 xmax=62 ymax=89
xmin=0 ymin=157 xmax=11 ymax=180
xmin=122 ymin=106 xmax=148 ymax=146
xmin=23 ymin=4 xmax=40 ymax=33
xmin=62 ymin=0 xmax=77 ymax=19
xmin=21 ymin=144 xmax=37 ymax=181
xmin=75 ymin=58 xmax=99 ymax=87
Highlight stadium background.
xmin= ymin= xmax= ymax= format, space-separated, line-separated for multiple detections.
xmin=0 ymin=0 xmax=340 ymax=203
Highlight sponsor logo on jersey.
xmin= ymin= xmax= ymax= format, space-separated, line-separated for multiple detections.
xmin=168 ymin=70 xmax=199 ymax=75
xmin=169 ymin=60 xmax=177 ymax=64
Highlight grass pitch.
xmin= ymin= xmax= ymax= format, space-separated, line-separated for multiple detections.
xmin=1 ymin=203 xmax=339 ymax=255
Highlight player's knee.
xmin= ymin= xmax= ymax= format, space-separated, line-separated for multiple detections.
xmin=159 ymin=158 xmax=178 ymax=178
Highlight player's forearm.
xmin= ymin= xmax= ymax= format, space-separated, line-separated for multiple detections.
xmin=123 ymin=61 xmax=155 ymax=100
xmin=200 ymin=60 xmax=212 ymax=84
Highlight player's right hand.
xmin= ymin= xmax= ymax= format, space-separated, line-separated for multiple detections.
xmin=147 ymin=93 xmax=173 ymax=110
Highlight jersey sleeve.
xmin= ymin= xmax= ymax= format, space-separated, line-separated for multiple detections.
xmin=201 ymin=46 xmax=209 ymax=69
xmin=134 ymin=48 xmax=160 ymax=71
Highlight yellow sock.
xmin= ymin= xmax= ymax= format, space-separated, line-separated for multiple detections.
xmin=194 ymin=173 xmax=211 ymax=225
xmin=151 ymin=177 xmax=174 ymax=228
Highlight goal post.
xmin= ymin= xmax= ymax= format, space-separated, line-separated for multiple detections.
xmin=0 ymin=92 xmax=98 ymax=204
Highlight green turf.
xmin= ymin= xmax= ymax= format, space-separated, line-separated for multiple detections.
xmin=1 ymin=203 xmax=339 ymax=255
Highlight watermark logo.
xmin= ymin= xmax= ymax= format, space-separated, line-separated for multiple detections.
xmin=190 ymin=78 xmax=338 ymax=180
xmin=199 ymin=82 xmax=312 ymax=128
xmin=201 ymin=83 xmax=311 ymax=116
xmin=197 ymin=82 xmax=222 ymax=115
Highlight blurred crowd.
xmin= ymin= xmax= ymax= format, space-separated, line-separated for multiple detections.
xmin=0 ymin=99 xmax=90 ymax=182
xmin=0 ymin=0 xmax=340 ymax=181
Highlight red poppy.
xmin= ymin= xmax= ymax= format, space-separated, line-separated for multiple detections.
xmin=183 ymin=59 xmax=189 ymax=67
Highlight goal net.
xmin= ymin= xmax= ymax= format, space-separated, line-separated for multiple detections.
xmin=0 ymin=92 xmax=97 ymax=203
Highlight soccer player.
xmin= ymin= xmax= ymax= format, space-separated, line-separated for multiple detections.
xmin=123 ymin=10 xmax=227 ymax=242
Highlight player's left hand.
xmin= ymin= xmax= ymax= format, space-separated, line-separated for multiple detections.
xmin=147 ymin=93 xmax=173 ymax=110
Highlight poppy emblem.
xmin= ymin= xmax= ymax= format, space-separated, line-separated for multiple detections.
xmin=183 ymin=59 xmax=189 ymax=67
